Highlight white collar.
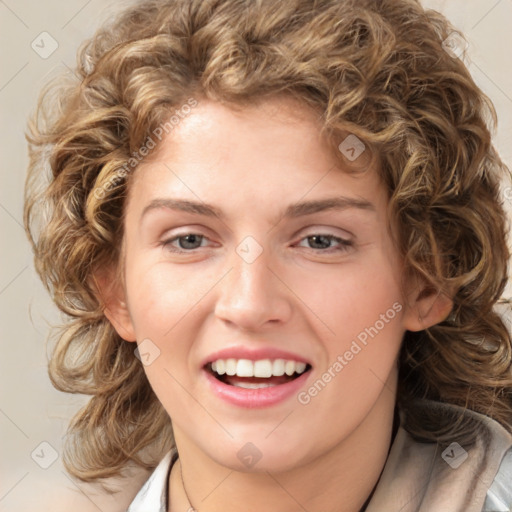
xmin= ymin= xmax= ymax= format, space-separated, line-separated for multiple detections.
xmin=127 ymin=449 xmax=178 ymax=512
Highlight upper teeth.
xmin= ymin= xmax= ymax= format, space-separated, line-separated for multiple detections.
xmin=211 ymin=359 xmax=307 ymax=378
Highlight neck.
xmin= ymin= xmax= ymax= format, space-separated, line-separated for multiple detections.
xmin=169 ymin=384 xmax=398 ymax=512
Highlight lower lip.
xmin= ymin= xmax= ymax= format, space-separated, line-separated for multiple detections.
xmin=203 ymin=368 xmax=311 ymax=408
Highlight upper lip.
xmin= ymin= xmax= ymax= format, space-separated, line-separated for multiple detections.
xmin=201 ymin=346 xmax=312 ymax=368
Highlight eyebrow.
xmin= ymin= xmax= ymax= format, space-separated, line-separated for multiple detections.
xmin=140 ymin=196 xmax=376 ymax=224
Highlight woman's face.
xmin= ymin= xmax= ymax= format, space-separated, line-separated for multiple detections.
xmin=115 ymin=96 xmax=413 ymax=472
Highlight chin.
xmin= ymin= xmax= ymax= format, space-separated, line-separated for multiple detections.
xmin=203 ymin=437 xmax=313 ymax=474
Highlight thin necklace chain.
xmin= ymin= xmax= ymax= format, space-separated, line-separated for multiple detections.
xmin=175 ymin=408 xmax=397 ymax=511
xmin=178 ymin=457 xmax=372 ymax=512
xmin=179 ymin=459 xmax=197 ymax=512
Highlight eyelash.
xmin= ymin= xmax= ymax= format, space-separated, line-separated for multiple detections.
xmin=160 ymin=232 xmax=353 ymax=254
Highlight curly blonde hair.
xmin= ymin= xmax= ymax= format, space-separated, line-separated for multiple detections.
xmin=24 ymin=0 xmax=512 ymax=482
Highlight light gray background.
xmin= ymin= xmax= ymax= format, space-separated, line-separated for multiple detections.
xmin=1 ymin=1 xmax=511 ymax=511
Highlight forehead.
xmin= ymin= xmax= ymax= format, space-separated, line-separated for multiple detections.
xmin=146 ymin=95 xmax=331 ymax=166
xmin=125 ymin=96 xmax=385 ymax=217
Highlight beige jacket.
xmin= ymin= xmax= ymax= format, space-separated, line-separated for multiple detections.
xmin=127 ymin=400 xmax=512 ymax=512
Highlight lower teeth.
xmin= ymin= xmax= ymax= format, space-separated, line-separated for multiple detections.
xmin=232 ymin=382 xmax=277 ymax=389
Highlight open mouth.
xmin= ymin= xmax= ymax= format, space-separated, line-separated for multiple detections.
xmin=204 ymin=358 xmax=312 ymax=389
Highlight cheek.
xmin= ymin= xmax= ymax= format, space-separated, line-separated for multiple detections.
xmin=308 ymin=255 xmax=404 ymax=387
xmin=125 ymin=254 xmax=206 ymax=334
xmin=299 ymin=257 xmax=403 ymax=339
xmin=123 ymin=256 xmax=214 ymax=383
xmin=298 ymin=271 xmax=404 ymax=425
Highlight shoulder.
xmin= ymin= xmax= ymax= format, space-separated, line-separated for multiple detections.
xmin=482 ymin=444 xmax=512 ymax=511
xmin=367 ymin=399 xmax=512 ymax=512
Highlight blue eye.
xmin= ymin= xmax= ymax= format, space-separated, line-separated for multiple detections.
xmin=162 ymin=233 xmax=206 ymax=251
xmin=161 ymin=232 xmax=353 ymax=254
xmin=297 ymin=234 xmax=353 ymax=252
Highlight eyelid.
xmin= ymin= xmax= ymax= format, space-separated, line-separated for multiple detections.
xmin=161 ymin=226 xmax=353 ymax=243
xmin=295 ymin=225 xmax=354 ymax=242
xmin=158 ymin=225 xmax=215 ymax=242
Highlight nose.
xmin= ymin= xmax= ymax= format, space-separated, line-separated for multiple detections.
xmin=214 ymin=243 xmax=293 ymax=332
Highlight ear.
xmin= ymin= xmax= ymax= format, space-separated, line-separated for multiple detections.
xmin=402 ymin=277 xmax=454 ymax=332
xmin=91 ymin=267 xmax=137 ymax=342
